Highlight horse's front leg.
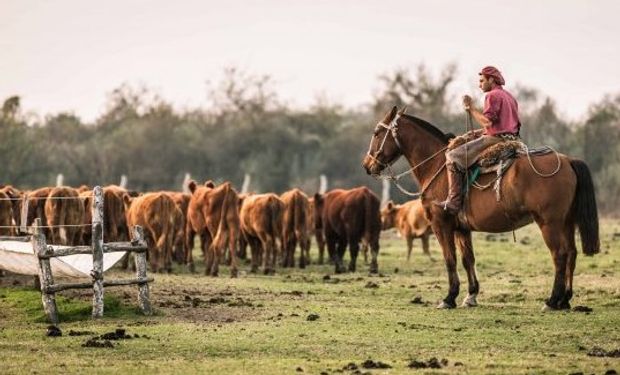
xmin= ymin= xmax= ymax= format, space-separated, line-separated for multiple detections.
xmin=432 ymin=220 xmax=459 ymax=309
xmin=455 ymin=229 xmax=479 ymax=307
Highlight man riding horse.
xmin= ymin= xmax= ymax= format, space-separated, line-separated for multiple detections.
xmin=434 ymin=66 xmax=521 ymax=214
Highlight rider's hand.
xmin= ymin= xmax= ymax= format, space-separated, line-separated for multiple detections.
xmin=462 ymin=95 xmax=473 ymax=111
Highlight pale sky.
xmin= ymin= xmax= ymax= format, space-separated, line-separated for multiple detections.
xmin=1 ymin=0 xmax=618 ymax=123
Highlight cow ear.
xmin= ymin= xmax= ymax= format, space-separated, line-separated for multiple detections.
xmin=205 ymin=180 xmax=215 ymax=188
xmin=386 ymin=201 xmax=394 ymax=210
xmin=188 ymin=180 xmax=197 ymax=193
xmin=123 ymin=194 xmax=131 ymax=206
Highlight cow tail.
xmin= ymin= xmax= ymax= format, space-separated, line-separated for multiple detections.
xmin=212 ymin=184 xmax=230 ymax=252
xmin=270 ymin=195 xmax=283 ymax=254
xmin=293 ymin=192 xmax=306 ymax=243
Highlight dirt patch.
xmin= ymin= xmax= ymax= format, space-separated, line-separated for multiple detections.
xmin=572 ymin=305 xmax=593 ymax=313
xmin=361 ymin=359 xmax=392 ymax=369
xmin=407 ymin=357 xmax=449 ymax=369
xmin=306 ymin=313 xmax=320 ymax=321
xmin=68 ymin=330 xmax=95 ymax=336
xmin=587 ymin=346 xmax=620 ymax=357
xmin=82 ymin=338 xmax=114 ymax=348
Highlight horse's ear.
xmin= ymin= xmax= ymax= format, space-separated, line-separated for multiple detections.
xmin=397 ymin=106 xmax=407 ymax=116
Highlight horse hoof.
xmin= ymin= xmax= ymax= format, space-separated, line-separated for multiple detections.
xmin=541 ymin=303 xmax=556 ymax=312
xmin=436 ymin=301 xmax=456 ymax=309
xmin=461 ymin=295 xmax=478 ymax=307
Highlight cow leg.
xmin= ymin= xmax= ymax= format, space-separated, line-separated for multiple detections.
xmin=228 ymin=231 xmax=239 ymax=278
xmin=209 ymin=243 xmax=220 ymax=277
xmin=248 ymin=236 xmax=261 ymax=273
xmin=348 ymin=238 xmax=360 ymax=273
xmin=316 ymin=229 xmax=326 ymax=265
xmin=455 ymin=229 xmax=479 ymax=307
xmin=334 ymin=238 xmax=347 ymax=274
xmin=185 ymin=227 xmax=196 ymax=273
xmin=298 ymin=235 xmax=308 ymax=269
xmin=406 ymin=234 xmax=414 ymax=262
xmin=368 ymin=238 xmax=380 ymax=274
xmin=421 ymin=232 xmax=433 ymax=260
xmin=202 ymin=232 xmax=213 ymax=276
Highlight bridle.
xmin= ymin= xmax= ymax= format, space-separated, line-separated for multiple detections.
xmin=367 ymin=113 xmax=448 ymax=198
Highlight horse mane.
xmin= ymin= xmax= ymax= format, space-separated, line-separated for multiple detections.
xmin=401 ymin=114 xmax=453 ymax=143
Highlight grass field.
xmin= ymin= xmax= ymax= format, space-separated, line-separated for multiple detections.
xmin=1 ymin=221 xmax=619 ymax=374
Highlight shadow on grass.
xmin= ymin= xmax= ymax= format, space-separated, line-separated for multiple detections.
xmin=0 ymin=286 xmax=157 ymax=323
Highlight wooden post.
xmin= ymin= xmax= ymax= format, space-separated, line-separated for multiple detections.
xmin=33 ymin=218 xmax=58 ymax=324
xmin=133 ymin=225 xmax=152 ymax=315
xmin=91 ymin=186 xmax=104 ymax=318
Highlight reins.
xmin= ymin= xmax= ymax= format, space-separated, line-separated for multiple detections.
xmin=367 ymin=114 xmax=448 ymax=198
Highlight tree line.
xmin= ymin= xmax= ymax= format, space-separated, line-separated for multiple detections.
xmin=1 ymin=65 xmax=619 ymax=214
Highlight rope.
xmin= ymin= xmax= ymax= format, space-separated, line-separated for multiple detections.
xmin=520 ymin=143 xmax=562 ymax=177
xmin=0 ymin=224 xmax=92 ymax=229
xmin=0 ymin=195 xmax=93 ymax=201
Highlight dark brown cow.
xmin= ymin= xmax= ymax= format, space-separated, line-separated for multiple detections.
xmin=0 ymin=185 xmax=22 ymax=231
xmin=79 ymin=189 xmax=93 ymax=245
xmin=125 ymin=192 xmax=177 ymax=273
xmin=314 ymin=187 xmax=381 ymax=274
xmin=381 ymin=199 xmax=433 ymax=261
xmin=0 ymin=190 xmax=14 ymax=235
xmin=308 ymin=197 xmax=326 ymax=264
xmin=280 ymin=188 xmax=310 ymax=268
xmin=24 ymin=187 xmax=52 ymax=236
xmin=186 ymin=181 xmax=240 ymax=277
xmin=167 ymin=192 xmax=190 ymax=265
xmin=239 ymin=193 xmax=284 ymax=274
xmin=45 ymin=186 xmax=85 ymax=245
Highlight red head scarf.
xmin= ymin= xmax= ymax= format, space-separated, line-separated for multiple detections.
xmin=479 ymin=66 xmax=505 ymax=86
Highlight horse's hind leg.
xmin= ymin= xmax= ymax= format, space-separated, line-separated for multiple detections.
xmin=538 ymin=221 xmax=569 ymax=310
xmin=455 ymin=229 xmax=479 ymax=307
xmin=560 ymin=221 xmax=577 ymax=309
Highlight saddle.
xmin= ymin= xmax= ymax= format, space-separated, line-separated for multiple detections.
xmin=449 ymin=134 xmax=554 ymax=201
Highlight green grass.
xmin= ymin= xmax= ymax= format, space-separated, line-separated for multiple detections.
xmin=1 ymin=221 xmax=619 ymax=374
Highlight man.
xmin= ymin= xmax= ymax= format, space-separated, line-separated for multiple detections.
xmin=434 ymin=66 xmax=521 ymax=214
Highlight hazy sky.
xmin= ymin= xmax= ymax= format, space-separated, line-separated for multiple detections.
xmin=1 ymin=0 xmax=618 ymax=122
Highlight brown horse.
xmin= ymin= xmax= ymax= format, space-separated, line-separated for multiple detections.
xmin=362 ymin=106 xmax=599 ymax=310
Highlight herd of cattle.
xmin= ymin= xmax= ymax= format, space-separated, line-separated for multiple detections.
xmin=0 ymin=183 xmax=433 ymax=276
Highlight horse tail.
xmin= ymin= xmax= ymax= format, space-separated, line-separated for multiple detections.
xmin=570 ymin=159 xmax=600 ymax=255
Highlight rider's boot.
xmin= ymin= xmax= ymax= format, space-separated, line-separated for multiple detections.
xmin=433 ymin=164 xmax=464 ymax=215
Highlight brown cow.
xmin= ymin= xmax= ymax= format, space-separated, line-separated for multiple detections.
xmin=167 ymin=192 xmax=190 ymax=265
xmin=314 ymin=187 xmax=381 ymax=274
xmin=45 ymin=186 xmax=85 ymax=245
xmin=0 ymin=190 xmax=14 ymax=236
xmin=125 ymin=192 xmax=177 ymax=273
xmin=79 ymin=190 xmax=93 ymax=245
xmin=0 ymin=185 xmax=22 ymax=231
xmin=308 ymin=197 xmax=326 ymax=264
xmin=239 ymin=193 xmax=284 ymax=274
xmin=380 ymin=199 xmax=433 ymax=261
xmin=23 ymin=187 xmax=52 ymax=236
xmin=280 ymin=188 xmax=310 ymax=268
xmin=186 ymin=181 xmax=240 ymax=277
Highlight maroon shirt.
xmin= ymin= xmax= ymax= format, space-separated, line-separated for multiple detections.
xmin=482 ymin=86 xmax=520 ymax=136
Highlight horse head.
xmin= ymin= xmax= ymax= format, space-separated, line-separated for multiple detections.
xmin=362 ymin=106 xmax=407 ymax=176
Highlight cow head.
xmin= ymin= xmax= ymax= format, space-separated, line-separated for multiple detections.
xmin=380 ymin=201 xmax=398 ymax=230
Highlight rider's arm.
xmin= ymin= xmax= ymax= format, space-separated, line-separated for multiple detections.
xmin=468 ymin=107 xmax=492 ymax=130
xmin=463 ymin=95 xmax=495 ymax=131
